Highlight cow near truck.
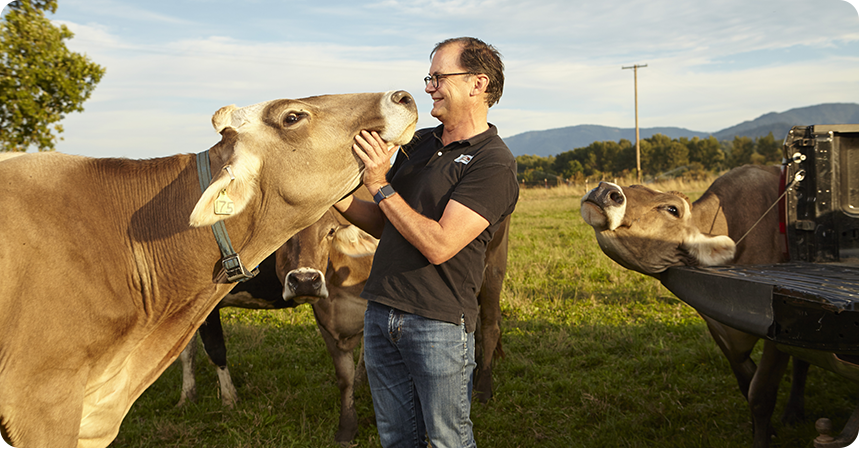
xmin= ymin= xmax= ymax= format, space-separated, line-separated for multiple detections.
xmin=582 ymin=124 xmax=858 ymax=447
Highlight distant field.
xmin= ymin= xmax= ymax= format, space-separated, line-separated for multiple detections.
xmin=111 ymin=179 xmax=857 ymax=448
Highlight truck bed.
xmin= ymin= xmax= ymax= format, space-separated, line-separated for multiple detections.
xmin=660 ymin=262 xmax=858 ymax=356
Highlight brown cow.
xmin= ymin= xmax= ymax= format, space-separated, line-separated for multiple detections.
xmin=0 ymin=91 xmax=417 ymax=447
xmin=179 ymin=191 xmax=510 ymax=443
xmin=280 ymin=200 xmax=377 ymax=443
xmin=177 ymin=202 xmax=375 ymax=443
xmin=580 ymin=165 xmax=807 ymax=447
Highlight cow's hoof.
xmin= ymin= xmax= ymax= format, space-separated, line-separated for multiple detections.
xmin=335 ymin=410 xmax=359 ymax=445
xmin=334 ymin=424 xmax=358 ymax=444
xmin=220 ymin=392 xmax=238 ymax=408
xmin=175 ymin=389 xmax=197 ymax=408
xmin=217 ymin=366 xmax=239 ymax=407
xmin=475 ymin=389 xmax=493 ymax=405
xmin=474 ymin=376 xmax=493 ymax=405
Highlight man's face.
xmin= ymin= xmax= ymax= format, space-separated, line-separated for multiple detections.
xmin=425 ymin=44 xmax=472 ymax=123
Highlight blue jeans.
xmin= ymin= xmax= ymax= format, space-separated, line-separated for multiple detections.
xmin=364 ymin=300 xmax=477 ymax=448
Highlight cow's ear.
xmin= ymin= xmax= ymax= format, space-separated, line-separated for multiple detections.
xmin=189 ymin=139 xmax=262 ymax=228
xmin=682 ymin=233 xmax=736 ymax=266
xmin=333 ymin=225 xmax=379 ymax=257
xmin=212 ymin=105 xmax=237 ymax=133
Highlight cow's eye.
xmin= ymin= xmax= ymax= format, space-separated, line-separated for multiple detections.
xmin=284 ymin=112 xmax=307 ymax=126
xmin=663 ymin=205 xmax=680 ymax=217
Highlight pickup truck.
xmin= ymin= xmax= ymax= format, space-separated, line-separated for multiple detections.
xmin=660 ymin=124 xmax=858 ymax=447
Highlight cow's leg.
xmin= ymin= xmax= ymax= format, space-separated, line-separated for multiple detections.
xmin=781 ymin=358 xmax=809 ymax=424
xmin=176 ymin=337 xmax=199 ymax=407
xmin=199 ymin=308 xmax=239 ymax=407
xmin=315 ymin=319 xmax=362 ymax=443
xmin=475 ymin=278 xmax=503 ymax=404
xmin=749 ymin=340 xmax=791 ymax=447
xmin=701 ymin=315 xmax=759 ymax=399
xmin=475 ymin=216 xmax=508 ymax=404
xmin=354 ymin=336 xmax=367 ymax=387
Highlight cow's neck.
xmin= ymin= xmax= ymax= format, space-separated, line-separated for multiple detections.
xmin=91 ymin=150 xmax=304 ymax=418
xmin=200 ymin=147 xmax=310 ymax=272
xmin=114 ymin=144 xmax=340 ymax=305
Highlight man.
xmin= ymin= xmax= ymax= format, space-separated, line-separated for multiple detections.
xmin=334 ymin=37 xmax=518 ymax=447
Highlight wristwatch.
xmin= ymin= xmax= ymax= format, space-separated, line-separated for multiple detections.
xmin=373 ymin=184 xmax=396 ymax=204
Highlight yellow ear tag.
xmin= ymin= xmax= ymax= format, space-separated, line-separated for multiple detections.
xmin=214 ymin=189 xmax=235 ymax=215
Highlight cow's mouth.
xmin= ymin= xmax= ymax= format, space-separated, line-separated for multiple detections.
xmin=286 ymin=295 xmax=323 ymax=306
xmin=580 ymin=200 xmax=608 ymax=229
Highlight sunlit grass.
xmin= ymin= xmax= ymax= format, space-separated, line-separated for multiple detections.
xmin=112 ymin=179 xmax=857 ymax=448
xmin=106 ymin=182 xmax=857 ymax=447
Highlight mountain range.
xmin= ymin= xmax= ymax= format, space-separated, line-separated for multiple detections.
xmin=503 ymin=103 xmax=859 ymax=157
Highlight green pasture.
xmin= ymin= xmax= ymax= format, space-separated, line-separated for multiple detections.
xmin=112 ymin=180 xmax=857 ymax=448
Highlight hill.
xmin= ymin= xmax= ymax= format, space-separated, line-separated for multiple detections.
xmin=504 ymin=103 xmax=859 ymax=157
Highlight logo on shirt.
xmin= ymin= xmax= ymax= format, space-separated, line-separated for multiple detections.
xmin=454 ymin=154 xmax=473 ymax=165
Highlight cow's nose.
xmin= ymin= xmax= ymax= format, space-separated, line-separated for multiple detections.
xmin=391 ymin=90 xmax=414 ymax=106
xmin=595 ymin=182 xmax=625 ymax=207
xmin=287 ymin=270 xmax=323 ymax=294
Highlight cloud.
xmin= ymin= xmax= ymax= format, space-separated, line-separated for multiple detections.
xmin=38 ymin=0 xmax=860 ymax=158
xmin=61 ymin=0 xmax=197 ymax=26
xmin=58 ymin=109 xmax=214 ymax=159
xmin=53 ymin=22 xmax=434 ymax=157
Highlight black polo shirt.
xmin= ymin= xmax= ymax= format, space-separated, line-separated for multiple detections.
xmin=360 ymin=124 xmax=519 ymax=332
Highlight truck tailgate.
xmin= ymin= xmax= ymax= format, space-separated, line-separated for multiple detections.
xmin=660 ymin=262 xmax=857 ymax=354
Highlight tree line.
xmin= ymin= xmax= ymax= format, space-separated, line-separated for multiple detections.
xmin=515 ymin=132 xmax=782 ymax=187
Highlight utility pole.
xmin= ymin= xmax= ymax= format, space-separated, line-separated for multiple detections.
xmin=622 ymin=64 xmax=647 ymax=183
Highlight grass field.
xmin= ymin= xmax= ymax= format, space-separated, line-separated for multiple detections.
xmin=111 ymin=178 xmax=857 ymax=448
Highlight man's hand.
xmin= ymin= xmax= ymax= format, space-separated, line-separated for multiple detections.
xmin=349 ymin=130 xmax=489 ymax=265
xmin=353 ymin=130 xmax=398 ymax=193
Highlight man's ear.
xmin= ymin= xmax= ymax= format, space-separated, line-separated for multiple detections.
xmin=471 ymin=73 xmax=490 ymax=97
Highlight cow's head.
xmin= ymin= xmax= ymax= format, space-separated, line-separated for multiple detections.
xmin=276 ymin=209 xmax=378 ymax=305
xmin=189 ymin=91 xmax=418 ymax=229
xmin=580 ymin=181 xmax=736 ymax=276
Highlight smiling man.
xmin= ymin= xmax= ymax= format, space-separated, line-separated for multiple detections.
xmin=334 ymin=37 xmax=519 ymax=447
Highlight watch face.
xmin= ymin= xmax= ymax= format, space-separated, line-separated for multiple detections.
xmin=375 ymin=185 xmax=395 ymax=203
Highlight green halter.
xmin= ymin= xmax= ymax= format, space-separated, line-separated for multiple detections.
xmin=196 ymin=150 xmax=259 ymax=283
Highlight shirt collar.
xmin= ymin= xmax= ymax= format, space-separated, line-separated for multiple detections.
xmin=431 ymin=124 xmax=499 ymax=150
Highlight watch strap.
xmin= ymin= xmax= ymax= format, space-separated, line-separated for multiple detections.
xmin=373 ymin=184 xmax=396 ymax=204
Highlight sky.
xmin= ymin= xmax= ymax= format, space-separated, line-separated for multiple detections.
xmin=2 ymin=0 xmax=858 ymax=159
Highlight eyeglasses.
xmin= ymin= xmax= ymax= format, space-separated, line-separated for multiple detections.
xmin=423 ymin=72 xmax=474 ymax=89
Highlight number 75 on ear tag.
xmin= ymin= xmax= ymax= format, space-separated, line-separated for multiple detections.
xmin=214 ymin=189 xmax=235 ymax=215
